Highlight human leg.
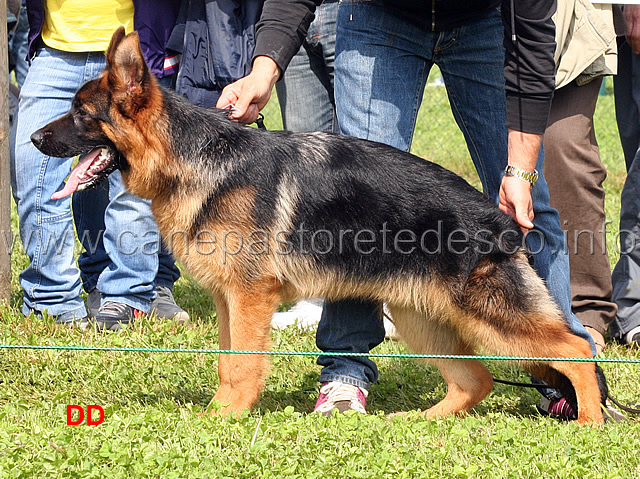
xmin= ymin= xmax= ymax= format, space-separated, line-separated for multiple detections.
xmin=543 ymin=79 xmax=615 ymax=351
xmin=271 ymin=0 xmax=338 ymax=330
xmin=73 ymin=181 xmax=110 ymax=295
xmin=611 ymin=42 xmax=640 ymax=343
xmin=275 ymin=0 xmax=337 ymax=134
xmin=317 ymin=1 xmax=435 ymax=397
xmin=9 ymin=4 xmax=29 ymax=87
xmin=9 ymin=47 xmax=104 ymax=322
xmin=611 ymin=151 xmax=640 ymax=343
xmin=80 ymin=171 xmax=157 ymax=329
xmin=74 ymin=180 xmax=185 ymax=320
xmin=93 ymin=170 xmax=158 ymax=312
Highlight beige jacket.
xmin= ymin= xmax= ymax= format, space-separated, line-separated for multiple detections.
xmin=554 ymin=0 xmax=617 ymax=89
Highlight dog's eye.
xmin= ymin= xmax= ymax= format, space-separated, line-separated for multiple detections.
xmin=76 ymin=109 xmax=88 ymax=117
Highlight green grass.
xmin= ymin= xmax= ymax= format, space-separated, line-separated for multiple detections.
xmin=2 ymin=79 xmax=640 ymax=478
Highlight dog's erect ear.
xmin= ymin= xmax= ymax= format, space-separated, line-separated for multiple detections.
xmin=106 ymin=27 xmax=151 ymax=103
xmin=105 ymin=26 xmax=127 ymax=66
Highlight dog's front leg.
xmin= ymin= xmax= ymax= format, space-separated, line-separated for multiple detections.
xmin=208 ymin=282 xmax=281 ymax=416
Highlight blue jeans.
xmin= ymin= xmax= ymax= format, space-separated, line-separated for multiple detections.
xmin=317 ymin=2 xmax=596 ymax=390
xmin=275 ymin=0 xmax=338 ymax=133
xmin=10 ymin=46 xmax=179 ymax=321
xmin=8 ymin=4 xmax=29 ymax=87
xmin=611 ymin=41 xmax=640 ymax=339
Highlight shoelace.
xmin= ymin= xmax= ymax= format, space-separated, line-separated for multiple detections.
xmin=155 ymin=286 xmax=175 ymax=303
xmin=99 ymin=301 xmax=132 ymax=318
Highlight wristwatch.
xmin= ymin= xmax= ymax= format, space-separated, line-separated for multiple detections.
xmin=504 ymin=165 xmax=539 ymax=187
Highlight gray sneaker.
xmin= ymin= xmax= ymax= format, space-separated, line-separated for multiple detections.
xmin=94 ymin=301 xmax=141 ymax=331
xmin=150 ymin=285 xmax=189 ymax=323
xmin=87 ymin=289 xmax=101 ymax=318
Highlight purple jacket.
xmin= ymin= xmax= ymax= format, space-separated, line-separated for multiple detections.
xmin=25 ymin=0 xmax=180 ymax=78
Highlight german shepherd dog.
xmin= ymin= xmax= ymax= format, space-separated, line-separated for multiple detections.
xmin=31 ymin=28 xmax=606 ymax=423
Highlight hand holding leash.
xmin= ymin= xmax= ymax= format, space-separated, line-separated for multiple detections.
xmin=217 ymin=56 xmax=281 ymax=124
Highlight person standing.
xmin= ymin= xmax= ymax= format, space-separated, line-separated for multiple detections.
xmin=611 ymin=3 xmax=640 ymax=346
xmin=543 ymin=0 xmax=618 ymax=355
xmin=11 ymin=0 xmax=188 ymax=330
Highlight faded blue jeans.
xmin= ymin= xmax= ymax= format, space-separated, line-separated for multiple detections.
xmin=10 ymin=46 xmax=179 ymax=321
xmin=317 ymin=2 xmax=596 ymax=390
xmin=275 ymin=0 xmax=338 ymax=133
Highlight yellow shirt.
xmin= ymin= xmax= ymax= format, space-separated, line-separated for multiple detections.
xmin=42 ymin=0 xmax=134 ymax=52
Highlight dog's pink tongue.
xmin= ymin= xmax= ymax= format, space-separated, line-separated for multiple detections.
xmin=51 ymin=149 xmax=102 ymax=200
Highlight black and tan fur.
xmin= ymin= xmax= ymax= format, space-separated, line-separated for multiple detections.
xmin=31 ymin=28 xmax=606 ymax=423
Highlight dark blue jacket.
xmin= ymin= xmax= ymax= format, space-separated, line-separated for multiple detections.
xmin=25 ymin=0 xmax=180 ymax=78
xmin=167 ymin=0 xmax=263 ymax=108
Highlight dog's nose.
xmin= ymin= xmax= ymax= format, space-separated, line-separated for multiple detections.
xmin=30 ymin=130 xmax=46 ymax=149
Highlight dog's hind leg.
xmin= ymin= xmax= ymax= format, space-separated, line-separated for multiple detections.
xmin=461 ymin=256 xmax=604 ymax=424
xmin=521 ymin=327 xmax=604 ymax=425
xmin=209 ymin=281 xmax=282 ymax=416
xmin=389 ymin=306 xmax=494 ymax=418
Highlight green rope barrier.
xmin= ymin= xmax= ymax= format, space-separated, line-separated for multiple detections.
xmin=1 ymin=343 xmax=640 ymax=363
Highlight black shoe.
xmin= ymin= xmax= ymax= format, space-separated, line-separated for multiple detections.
xmin=94 ymin=301 xmax=141 ymax=331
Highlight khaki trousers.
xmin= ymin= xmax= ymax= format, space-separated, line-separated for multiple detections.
xmin=544 ymin=79 xmax=617 ymax=336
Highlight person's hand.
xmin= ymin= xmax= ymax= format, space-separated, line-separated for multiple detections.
xmin=216 ymin=56 xmax=281 ymax=124
xmin=501 ymin=129 xmax=541 ymax=231
xmin=625 ymin=5 xmax=640 ymax=54
xmin=498 ymin=176 xmax=534 ymax=232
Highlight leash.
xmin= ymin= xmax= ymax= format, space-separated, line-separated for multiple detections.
xmin=218 ymin=104 xmax=266 ymax=129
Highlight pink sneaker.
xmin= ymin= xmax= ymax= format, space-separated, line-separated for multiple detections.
xmin=314 ymin=381 xmax=368 ymax=416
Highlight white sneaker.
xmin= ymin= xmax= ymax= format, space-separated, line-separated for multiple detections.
xmin=314 ymin=381 xmax=368 ymax=416
xmin=428 ymin=76 xmax=445 ymax=87
xmin=624 ymin=325 xmax=640 ymax=345
xmin=382 ymin=304 xmax=399 ymax=340
xmin=271 ymin=299 xmax=323 ymax=330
